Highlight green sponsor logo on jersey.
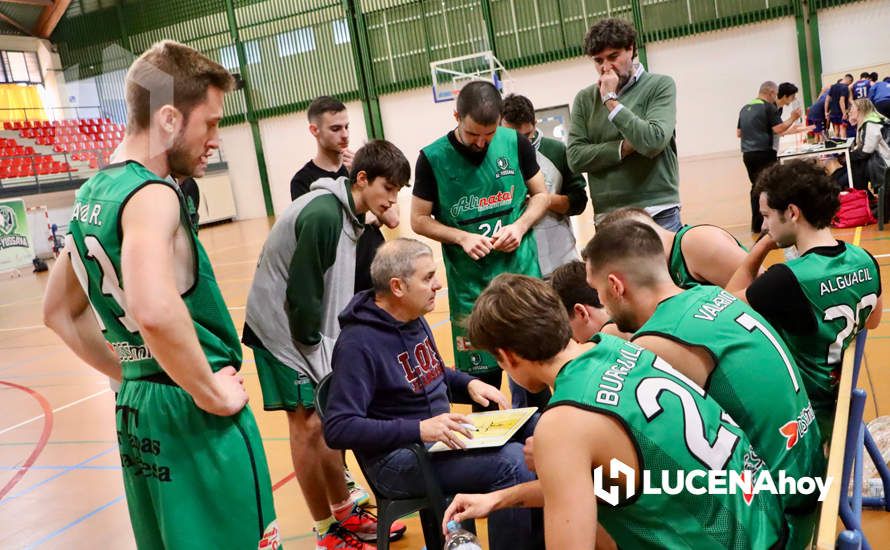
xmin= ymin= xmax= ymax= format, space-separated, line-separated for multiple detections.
xmin=494 ymin=156 xmax=516 ymax=179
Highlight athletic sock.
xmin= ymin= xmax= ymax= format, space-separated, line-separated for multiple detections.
xmin=331 ymin=498 xmax=354 ymax=520
xmin=315 ymin=516 xmax=336 ymax=536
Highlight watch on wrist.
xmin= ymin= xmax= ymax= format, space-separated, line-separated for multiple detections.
xmin=602 ymin=92 xmax=618 ymax=105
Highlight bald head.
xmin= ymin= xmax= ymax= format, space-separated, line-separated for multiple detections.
xmin=759 ymin=81 xmax=778 ymax=95
xmin=370 ymin=238 xmax=433 ymax=295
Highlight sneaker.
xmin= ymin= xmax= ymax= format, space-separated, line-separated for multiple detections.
xmin=337 ymin=503 xmax=407 ymax=542
xmin=315 ymin=523 xmax=375 ymax=550
xmin=344 ymin=468 xmax=370 ymax=508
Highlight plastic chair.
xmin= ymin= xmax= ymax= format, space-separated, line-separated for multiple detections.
xmin=314 ymin=373 xmax=447 ymax=550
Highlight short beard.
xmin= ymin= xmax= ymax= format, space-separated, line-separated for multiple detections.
xmin=617 ymin=69 xmax=632 ymax=91
xmin=167 ymin=131 xmax=195 ymax=178
xmin=611 ymin=310 xmax=640 ymax=334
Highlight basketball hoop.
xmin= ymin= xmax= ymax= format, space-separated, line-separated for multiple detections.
xmin=430 ymin=51 xmax=513 ymax=103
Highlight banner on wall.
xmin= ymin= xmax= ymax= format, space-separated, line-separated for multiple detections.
xmin=0 ymin=199 xmax=36 ymax=271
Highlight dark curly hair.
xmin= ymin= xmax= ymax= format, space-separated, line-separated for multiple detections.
xmin=753 ymin=160 xmax=840 ymax=229
xmin=583 ymin=18 xmax=637 ymax=58
xmin=502 ymin=94 xmax=536 ymax=126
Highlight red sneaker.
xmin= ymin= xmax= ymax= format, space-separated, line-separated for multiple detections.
xmin=315 ymin=523 xmax=375 ymax=550
xmin=336 ymin=503 xmax=407 ymax=542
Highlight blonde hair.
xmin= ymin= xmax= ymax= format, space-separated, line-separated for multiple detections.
xmin=852 ymin=98 xmax=886 ymax=122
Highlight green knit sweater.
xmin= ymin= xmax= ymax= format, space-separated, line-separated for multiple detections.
xmin=567 ymin=71 xmax=679 ymax=216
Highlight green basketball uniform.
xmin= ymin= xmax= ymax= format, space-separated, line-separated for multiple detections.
xmin=549 ymin=334 xmax=786 ymax=549
xmin=633 ymin=286 xmax=824 ymax=548
xmin=67 ymin=161 xmax=279 ymax=549
xmin=668 ymin=225 xmax=746 ymax=289
xmin=780 ymin=243 xmax=881 ymax=441
xmin=423 ymin=128 xmax=541 ymax=373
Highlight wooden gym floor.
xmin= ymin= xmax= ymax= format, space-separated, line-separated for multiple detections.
xmin=1 ymin=183 xmax=889 ymax=548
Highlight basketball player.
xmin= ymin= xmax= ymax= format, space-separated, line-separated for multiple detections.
xmin=411 ymin=81 xmax=549 ymax=410
xmin=444 ymin=274 xmax=787 ymax=549
xmin=728 ymin=160 xmax=882 ymax=443
xmin=291 ymin=95 xmax=399 ymax=294
xmin=501 ymin=93 xmax=587 ymax=277
xmin=243 ymin=140 xmax=410 ymax=548
xmin=585 ymin=220 xmax=824 ymax=548
xmin=291 ymin=95 xmax=390 ymax=505
xmin=42 ymin=41 xmax=280 ymax=549
xmin=598 ymin=207 xmax=749 ymax=289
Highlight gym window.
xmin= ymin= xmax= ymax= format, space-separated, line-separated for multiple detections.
xmin=0 ymin=51 xmax=42 ymax=85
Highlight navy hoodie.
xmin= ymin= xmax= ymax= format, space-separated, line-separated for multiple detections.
xmin=323 ymin=290 xmax=475 ymax=460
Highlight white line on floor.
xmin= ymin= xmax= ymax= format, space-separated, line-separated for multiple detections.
xmin=0 ymin=325 xmax=45 ymax=332
xmin=0 ymin=388 xmax=110 ymax=437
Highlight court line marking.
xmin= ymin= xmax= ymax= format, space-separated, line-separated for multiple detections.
xmin=0 ymin=439 xmax=116 ymax=447
xmin=0 ymin=382 xmax=53 ymax=500
xmin=0 ymin=325 xmax=46 ymax=333
xmin=1 ymin=447 xmax=118 ymax=504
xmin=0 ymin=350 xmax=65 ymax=375
xmin=0 ymin=465 xmax=120 ymax=471
xmin=0 ymin=296 xmax=42 ymax=309
xmin=0 ymin=388 xmax=110 ymax=437
xmin=9 ymin=237 xmax=459 ymax=542
xmin=23 ymin=494 xmax=125 ymax=549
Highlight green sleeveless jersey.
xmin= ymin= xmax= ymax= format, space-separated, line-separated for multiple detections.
xmin=781 ymin=243 xmax=880 ymax=436
xmin=550 ymin=334 xmax=784 ymax=549
xmin=668 ymin=225 xmax=746 ymax=289
xmin=423 ymin=128 xmax=540 ymax=372
xmin=67 ymin=161 xmax=241 ymax=380
xmin=634 ymin=286 xmax=824 ymax=514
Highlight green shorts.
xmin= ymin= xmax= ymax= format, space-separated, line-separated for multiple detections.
xmin=253 ymin=346 xmax=316 ymax=410
xmin=451 ymin=321 xmax=500 ymax=374
xmin=116 ymin=378 xmax=280 ymax=550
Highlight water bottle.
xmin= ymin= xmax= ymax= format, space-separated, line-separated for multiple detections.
xmin=444 ymin=520 xmax=483 ymax=550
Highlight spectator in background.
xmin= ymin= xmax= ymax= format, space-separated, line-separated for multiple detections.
xmin=808 ymin=84 xmax=831 ymax=143
xmin=567 ymin=18 xmax=680 ymax=230
xmin=502 ymin=94 xmax=587 ymax=277
xmin=737 ymin=81 xmax=802 ymax=233
xmin=775 ymin=82 xmax=802 ymax=149
xmin=826 ymin=75 xmax=853 ymax=138
xmin=870 ymin=72 xmax=879 ymax=84
xmin=777 ymin=82 xmax=799 ymax=114
xmin=848 ymin=98 xmax=890 ymax=192
xmin=853 ymin=72 xmax=873 ymax=100
xmin=868 ymin=77 xmax=890 ymax=119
